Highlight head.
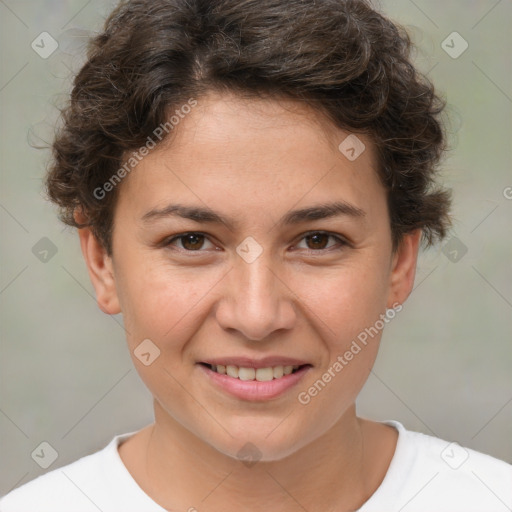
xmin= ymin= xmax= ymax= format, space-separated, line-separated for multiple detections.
xmin=46 ymin=0 xmax=452 ymax=461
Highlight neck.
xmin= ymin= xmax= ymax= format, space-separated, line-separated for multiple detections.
xmin=139 ymin=401 xmax=385 ymax=512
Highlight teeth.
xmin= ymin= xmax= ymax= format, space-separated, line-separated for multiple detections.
xmin=255 ymin=367 xmax=274 ymax=381
xmin=273 ymin=366 xmax=284 ymax=379
xmin=226 ymin=365 xmax=239 ymax=378
xmin=210 ymin=364 xmax=303 ymax=380
xmin=238 ymin=367 xmax=255 ymax=381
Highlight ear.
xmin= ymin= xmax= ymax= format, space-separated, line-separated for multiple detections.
xmin=75 ymin=214 xmax=121 ymax=315
xmin=386 ymin=229 xmax=422 ymax=309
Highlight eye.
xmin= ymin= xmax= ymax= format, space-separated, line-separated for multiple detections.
xmin=163 ymin=231 xmax=348 ymax=254
xmin=295 ymin=231 xmax=347 ymax=252
xmin=165 ymin=232 xmax=216 ymax=251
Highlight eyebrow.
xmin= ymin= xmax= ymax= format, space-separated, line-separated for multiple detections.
xmin=141 ymin=201 xmax=366 ymax=230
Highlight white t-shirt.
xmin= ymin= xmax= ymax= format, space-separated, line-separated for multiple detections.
xmin=1 ymin=420 xmax=511 ymax=511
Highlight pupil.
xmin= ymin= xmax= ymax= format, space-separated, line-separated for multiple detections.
xmin=184 ymin=234 xmax=203 ymax=250
xmin=308 ymin=233 xmax=327 ymax=249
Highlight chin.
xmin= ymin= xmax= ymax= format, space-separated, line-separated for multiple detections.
xmin=206 ymin=421 xmax=312 ymax=464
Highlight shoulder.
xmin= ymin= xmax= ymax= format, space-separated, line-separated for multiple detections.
xmin=0 ymin=433 xmax=135 ymax=512
xmin=403 ymin=424 xmax=512 ymax=485
xmin=365 ymin=420 xmax=512 ymax=512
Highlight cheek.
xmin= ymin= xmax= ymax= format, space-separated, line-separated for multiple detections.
xmin=115 ymin=261 xmax=213 ymax=415
xmin=293 ymin=269 xmax=387 ymax=428
xmin=117 ymin=258 xmax=220 ymax=348
xmin=289 ymin=261 xmax=390 ymax=348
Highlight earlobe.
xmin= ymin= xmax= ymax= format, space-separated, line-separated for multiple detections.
xmin=386 ymin=229 xmax=422 ymax=310
xmin=77 ymin=225 xmax=121 ymax=315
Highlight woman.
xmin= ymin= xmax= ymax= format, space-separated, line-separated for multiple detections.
xmin=1 ymin=0 xmax=510 ymax=510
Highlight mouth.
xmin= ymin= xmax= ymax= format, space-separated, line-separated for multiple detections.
xmin=199 ymin=362 xmax=310 ymax=381
xmin=197 ymin=360 xmax=312 ymax=401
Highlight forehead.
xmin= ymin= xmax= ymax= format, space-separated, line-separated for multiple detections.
xmin=117 ymin=92 xmax=386 ymax=226
xmin=163 ymin=92 xmax=369 ymax=165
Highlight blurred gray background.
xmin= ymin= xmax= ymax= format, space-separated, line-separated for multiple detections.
xmin=1 ymin=0 xmax=511 ymax=496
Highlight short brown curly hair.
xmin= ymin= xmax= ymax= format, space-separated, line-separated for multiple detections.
xmin=46 ymin=0 xmax=452 ymax=255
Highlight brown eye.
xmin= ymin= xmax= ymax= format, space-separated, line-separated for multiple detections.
xmin=181 ymin=234 xmax=205 ymax=250
xmin=296 ymin=232 xmax=347 ymax=252
xmin=305 ymin=233 xmax=330 ymax=250
xmin=166 ymin=233 xmax=215 ymax=251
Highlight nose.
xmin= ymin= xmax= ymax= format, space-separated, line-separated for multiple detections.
xmin=215 ymin=254 xmax=297 ymax=341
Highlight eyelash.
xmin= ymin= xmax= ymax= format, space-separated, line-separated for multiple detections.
xmin=162 ymin=231 xmax=349 ymax=255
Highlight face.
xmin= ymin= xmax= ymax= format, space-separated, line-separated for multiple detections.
xmin=80 ymin=91 xmax=420 ymax=461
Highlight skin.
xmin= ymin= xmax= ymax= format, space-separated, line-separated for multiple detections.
xmin=77 ymin=91 xmax=422 ymax=511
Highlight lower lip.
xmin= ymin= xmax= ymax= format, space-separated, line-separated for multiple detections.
xmin=198 ymin=364 xmax=311 ymax=401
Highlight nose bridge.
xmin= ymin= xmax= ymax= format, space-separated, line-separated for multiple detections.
xmin=240 ymin=254 xmax=278 ymax=313
xmin=216 ymin=246 xmax=296 ymax=341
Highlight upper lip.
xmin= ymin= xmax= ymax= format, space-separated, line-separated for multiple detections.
xmin=199 ymin=356 xmax=311 ymax=369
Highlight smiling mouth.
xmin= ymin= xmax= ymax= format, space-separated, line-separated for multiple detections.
xmin=199 ymin=363 xmax=310 ymax=381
